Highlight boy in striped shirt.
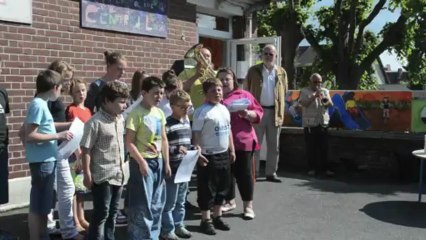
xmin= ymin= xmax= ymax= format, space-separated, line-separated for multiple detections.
xmin=161 ymin=89 xmax=193 ymax=240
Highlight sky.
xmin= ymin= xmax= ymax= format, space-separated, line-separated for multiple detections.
xmin=300 ymin=0 xmax=403 ymax=70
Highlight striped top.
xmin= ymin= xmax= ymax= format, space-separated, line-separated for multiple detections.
xmin=165 ymin=116 xmax=192 ymax=174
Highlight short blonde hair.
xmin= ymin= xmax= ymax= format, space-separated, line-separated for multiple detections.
xmin=48 ymin=60 xmax=74 ymax=80
xmin=169 ymin=89 xmax=191 ymax=106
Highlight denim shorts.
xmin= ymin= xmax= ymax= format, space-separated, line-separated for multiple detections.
xmin=29 ymin=161 xmax=56 ymax=215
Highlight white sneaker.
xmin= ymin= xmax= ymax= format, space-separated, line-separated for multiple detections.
xmin=175 ymin=226 xmax=192 ymax=238
xmin=222 ymin=202 xmax=237 ymax=212
xmin=243 ymin=207 xmax=255 ymax=220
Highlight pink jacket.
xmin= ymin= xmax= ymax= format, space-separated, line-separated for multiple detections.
xmin=222 ymin=89 xmax=264 ymax=151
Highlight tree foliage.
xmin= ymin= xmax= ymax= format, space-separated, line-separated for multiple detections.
xmin=303 ymin=0 xmax=426 ymax=89
xmin=256 ymin=1 xmax=315 ymax=89
xmin=256 ymin=0 xmax=426 ymax=90
xmin=392 ymin=1 xmax=426 ymax=88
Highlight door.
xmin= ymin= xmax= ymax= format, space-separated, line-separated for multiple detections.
xmin=227 ymin=36 xmax=282 ymax=85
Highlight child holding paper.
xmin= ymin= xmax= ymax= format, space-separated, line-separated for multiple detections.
xmin=24 ymin=70 xmax=73 ymax=240
xmin=160 ymin=89 xmax=193 ymax=240
xmin=65 ymin=78 xmax=92 ymax=231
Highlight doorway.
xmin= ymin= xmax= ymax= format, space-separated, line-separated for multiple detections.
xmin=199 ymin=36 xmax=225 ymax=70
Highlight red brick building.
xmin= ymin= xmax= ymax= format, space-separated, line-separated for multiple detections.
xmin=0 ymin=0 xmax=272 ymax=209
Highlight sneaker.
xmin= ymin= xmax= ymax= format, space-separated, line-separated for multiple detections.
xmin=265 ymin=174 xmax=282 ymax=183
xmin=243 ymin=207 xmax=255 ymax=220
xmin=212 ymin=216 xmax=230 ymax=231
xmin=175 ymin=226 xmax=192 ymax=238
xmin=116 ymin=209 xmax=128 ymax=225
xmin=200 ymin=220 xmax=216 ymax=235
xmin=160 ymin=232 xmax=179 ymax=240
xmin=222 ymin=202 xmax=236 ymax=212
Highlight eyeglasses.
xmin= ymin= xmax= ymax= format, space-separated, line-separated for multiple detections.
xmin=220 ymin=78 xmax=233 ymax=82
xmin=313 ymin=81 xmax=322 ymax=84
xmin=175 ymin=104 xmax=193 ymax=111
xmin=263 ymin=52 xmax=274 ymax=57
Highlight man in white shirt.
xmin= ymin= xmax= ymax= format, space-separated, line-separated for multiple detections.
xmin=244 ymin=45 xmax=288 ymax=182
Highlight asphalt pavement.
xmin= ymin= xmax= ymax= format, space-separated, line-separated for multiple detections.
xmin=1 ymin=171 xmax=426 ymax=240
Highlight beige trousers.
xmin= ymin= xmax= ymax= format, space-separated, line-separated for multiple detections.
xmin=254 ymin=108 xmax=281 ymax=176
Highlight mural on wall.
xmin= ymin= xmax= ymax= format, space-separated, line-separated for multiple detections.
xmin=285 ymin=91 xmax=413 ymax=132
xmin=81 ymin=0 xmax=168 ymax=38
xmin=411 ymin=91 xmax=426 ymax=133
xmin=0 ymin=0 xmax=32 ymax=24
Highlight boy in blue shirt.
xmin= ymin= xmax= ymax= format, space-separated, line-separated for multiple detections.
xmin=24 ymin=70 xmax=73 ymax=240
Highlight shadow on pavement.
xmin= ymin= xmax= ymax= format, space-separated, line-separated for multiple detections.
xmin=279 ymin=170 xmax=418 ymax=196
xmin=360 ymin=201 xmax=426 ymax=228
xmin=0 ymin=212 xmax=28 ymax=240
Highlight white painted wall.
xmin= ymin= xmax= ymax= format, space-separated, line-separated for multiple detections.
xmin=0 ymin=177 xmax=31 ymax=212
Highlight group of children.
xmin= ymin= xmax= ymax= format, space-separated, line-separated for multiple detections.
xmin=23 ymin=54 xmax=241 ymax=240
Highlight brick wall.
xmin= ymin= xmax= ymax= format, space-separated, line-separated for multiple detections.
xmin=0 ymin=0 xmax=197 ymax=179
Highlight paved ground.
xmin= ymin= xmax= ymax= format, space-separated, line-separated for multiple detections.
xmin=1 ymin=170 xmax=426 ymax=240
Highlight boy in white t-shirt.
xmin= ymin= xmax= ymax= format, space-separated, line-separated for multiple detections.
xmin=192 ymin=78 xmax=236 ymax=235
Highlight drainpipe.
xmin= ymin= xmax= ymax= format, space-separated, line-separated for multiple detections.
xmin=248 ymin=14 xmax=253 ymax=66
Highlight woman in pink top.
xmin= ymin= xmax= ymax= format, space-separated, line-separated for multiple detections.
xmin=217 ymin=68 xmax=263 ymax=220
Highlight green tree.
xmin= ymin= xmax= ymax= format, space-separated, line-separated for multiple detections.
xmin=303 ymin=0 xmax=426 ymax=89
xmin=393 ymin=4 xmax=426 ymax=89
xmin=257 ymin=1 xmax=315 ymax=89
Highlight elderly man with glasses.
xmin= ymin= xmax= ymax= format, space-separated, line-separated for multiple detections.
xmin=299 ymin=73 xmax=334 ymax=177
xmin=244 ymin=44 xmax=288 ymax=183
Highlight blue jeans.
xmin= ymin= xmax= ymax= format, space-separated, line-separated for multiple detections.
xmin=88 ymin=181 xmax=123 ymax=240
xmin=128 ymin=158 xmax=165 ymax=240
xmin=161 ymin=176 xmax=188 ymax=236
xmin=56 ymin=158 xmax=79 ymax=239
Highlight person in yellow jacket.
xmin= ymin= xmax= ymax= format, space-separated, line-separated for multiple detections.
xmin=178 ymin=47 xmax=213 ymax=113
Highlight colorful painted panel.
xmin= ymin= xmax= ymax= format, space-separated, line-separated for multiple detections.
xmin=81 ymin=0 xmax=168 ymax=38
xmin=285 ymin=91 xmax=413 ymax=132
xmin=411 ymin=91 xmax=426 ymax=133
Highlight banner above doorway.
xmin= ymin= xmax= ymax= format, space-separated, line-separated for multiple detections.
xmin=81 ymin=0 xmax=168 ymax=38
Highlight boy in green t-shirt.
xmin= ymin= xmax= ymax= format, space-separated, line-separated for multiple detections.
xmin=125 ymin=76 xmax=171 ymax=240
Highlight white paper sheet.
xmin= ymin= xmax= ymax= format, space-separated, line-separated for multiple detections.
xmin=57 ymin=118 xmax=85 ymax=160
xmin=174 ymin=149 xmax=200 ymax=183
xmin=227 ymin=98 xmax=250 ymax=112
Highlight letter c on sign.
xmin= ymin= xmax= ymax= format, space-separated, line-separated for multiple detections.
xmin=85 ymin=4 xmax=98 ymax=23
